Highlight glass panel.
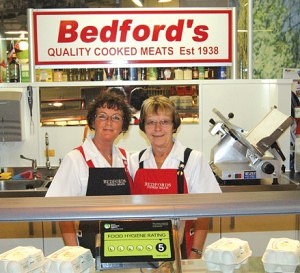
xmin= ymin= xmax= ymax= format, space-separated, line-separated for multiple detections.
xmin=0 ymin=214 xmax=299 ymax=272
xmin=39 ymin=85 xmax=199 ymax=127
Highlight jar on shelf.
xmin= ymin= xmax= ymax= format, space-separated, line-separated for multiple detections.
xmin=183 ymin=67 xmax=192 ymax=80
xmin=53 ymin=69 xmax=63 ymax=82
xmin=174 ymin=67 xmax=184 ymax=80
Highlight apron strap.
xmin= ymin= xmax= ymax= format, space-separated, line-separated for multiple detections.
xmin=138 ymin=149 xmax=146 ymax=169
xmin=177 ymin=148 xmax=192 ymax=194
xmin=118 ymin=147 xmax=133 ymax=191
xmin=76 ymin=146 xmax=94 ymax=167
xmin=76 ymin=146 xmax=130 ymax=173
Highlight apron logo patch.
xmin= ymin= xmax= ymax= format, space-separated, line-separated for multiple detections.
xmin=103 ymin=179 xmax=127 ymax=186
xmin=145 ymin=182 xmax=172 ymax=190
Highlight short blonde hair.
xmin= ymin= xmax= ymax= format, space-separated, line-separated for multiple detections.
xmin=139 ymin=95 xmax=181 ymax=133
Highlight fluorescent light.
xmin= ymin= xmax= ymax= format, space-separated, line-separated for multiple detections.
xmin=158 ymin=0 xmax=172 ymax=2
xmin=53 ymin=102 xmax=64 ymax=107
xmin=132 ymin=0 xmax=143 ymax=7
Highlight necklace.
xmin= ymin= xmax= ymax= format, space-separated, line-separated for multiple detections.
xmin=92 ymin=138 xmax=112 ymax=163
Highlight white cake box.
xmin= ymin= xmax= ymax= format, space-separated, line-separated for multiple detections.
xmin=0 ymin=246 xmax=45 ymax=273
xmin=203 ymin=238 xmax=252 ymax=273
xmin=262 ymin=238 xmax=300 ymax=273
xmin=44 ymin=246 xmax=95 ymax=273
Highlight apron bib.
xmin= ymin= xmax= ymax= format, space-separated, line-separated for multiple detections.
xmin=133 ymin=148 xmax=193 ymax=259
xmin=77 ymin=146 xmax=132 ymax=257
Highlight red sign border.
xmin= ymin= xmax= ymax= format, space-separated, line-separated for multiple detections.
xmin=32 ymin=9 xmax=233 ymax=67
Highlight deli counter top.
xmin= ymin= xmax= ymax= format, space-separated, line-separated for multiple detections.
xmin=0 ymin=189 xmax=299 ymax=222
xmin=0 ymin=172 xmax=299 ymax=198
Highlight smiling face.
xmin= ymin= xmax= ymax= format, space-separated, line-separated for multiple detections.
xmin=93 ymin=106 xmax=124 ymax=144
xmin=144 ymin=110 xmax=174 ymax=149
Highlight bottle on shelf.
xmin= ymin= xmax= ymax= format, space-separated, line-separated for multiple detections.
xmin=75 ymin=68 xmax=82 ymax=81
xmin=147 ymin=67 xmax=157 ymax=81
xmin=156 ymin=68 xmax=164 ymax=80
xmin=53 ymin=69 xmax=63 ymax=82
xmin=115 ymin=68 xmax=122 ymax=81
xmin=83 ymin=68 xmax=90 ymax=81
xmin=163 ymin=67 xmax=173 ymax=80
xmin=218 ymin=66 xmax=227 ymax=79
xmin=192 ymin=67 xmax=199 ymax=80
xmin=140 ymin=68 xmax=147 ymax=80
xmin=129 ymin=67 xmax=138 ymax=81
xmin=121 ymin=68 xmax=129 ymax=80
xmin=68 ymin=69 xmax=74 ymax=81
xmin=94 ymin=68 xmax=104 ymax=81
xmin=198 ymin=67 xmax=205 ymax=80
xmin=8 ymin=53 xmax=20 ymax=82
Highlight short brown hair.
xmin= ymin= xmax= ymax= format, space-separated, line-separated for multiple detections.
xmin=87 ymin=92 xmax=131 ymax=132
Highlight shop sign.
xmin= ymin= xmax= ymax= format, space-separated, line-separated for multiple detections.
xmin=31 ymin=8 xmax=234 ymax=67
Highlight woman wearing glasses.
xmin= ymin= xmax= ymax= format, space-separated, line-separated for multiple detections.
xmin=129 ymin=95 xmax=221 ymax=259
xmin=46 ymin=92 xmax=132 ymax=257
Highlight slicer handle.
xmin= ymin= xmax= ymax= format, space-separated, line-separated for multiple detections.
xmin=209 ymin=118 xmax=216 ymax=125
xmin=271 ymin=142 xmax=286 ymax=161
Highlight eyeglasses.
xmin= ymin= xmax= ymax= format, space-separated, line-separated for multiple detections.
xmin=95 ymin=112 xmax=123 ymax=122
xmin=145 ymin=119 xmax=172 ymax=127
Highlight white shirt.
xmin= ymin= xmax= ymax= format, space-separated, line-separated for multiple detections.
xmin=129 ymin=139 xmax=221 ymax=194
xmin=46 ymin=137 xmax=130 ymax=197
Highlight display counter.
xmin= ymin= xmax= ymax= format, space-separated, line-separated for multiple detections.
xmin=0 ymin=191 xmax=299 ymax=272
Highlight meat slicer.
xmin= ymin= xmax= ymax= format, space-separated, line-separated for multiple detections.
xmin=209 ymin=108 xmax=293 ymax=185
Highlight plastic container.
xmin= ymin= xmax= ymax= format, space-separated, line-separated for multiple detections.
xmin=0 ymin=246 xmax=45 ymax=273
xmin=179 ymin=96 xmax=193 ymax=109
xmin=262 ymin=238 xmax=300 ymax=273
xmin=44 ymin=246 xmax=95 ymax=273
xmin=203 ymin=238 xmax=252 ymax=273
xmin=169 ymin=96 xmax=180 ymax=109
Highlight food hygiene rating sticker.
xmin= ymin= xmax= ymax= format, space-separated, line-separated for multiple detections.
xmin=100 ymin=220 xmax=174 ymax=263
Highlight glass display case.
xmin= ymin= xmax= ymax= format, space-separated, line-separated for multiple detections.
xmin=39 ymin=83 xmax=199 ymax=126
xmin=0 ymin=191 xmax=299 ymax=272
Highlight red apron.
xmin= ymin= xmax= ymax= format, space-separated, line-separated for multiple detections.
xmin=133 ymin=148 xmax=193 ymax=259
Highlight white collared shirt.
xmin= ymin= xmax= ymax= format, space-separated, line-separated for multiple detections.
xmin=46 ymin=137 xmax=130 ymax=197
xmin=129 ymin=139 xmax=221 ymax=194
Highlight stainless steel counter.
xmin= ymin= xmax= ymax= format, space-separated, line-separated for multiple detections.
xmin=97 ymin=258 xmax=300 ymax=273
xmin=0 ymin=190 xmax=299 ymax=222
xmin=0 ymin=172 xmax=299 ymax=198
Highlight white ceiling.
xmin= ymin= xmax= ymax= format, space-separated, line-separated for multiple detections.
xmin=0 ymin=0 xmax=229 ymax=32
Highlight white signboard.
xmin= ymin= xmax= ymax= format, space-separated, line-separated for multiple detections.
xmin=31 ymin=8 xmax=234 ymax=67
